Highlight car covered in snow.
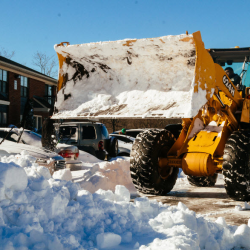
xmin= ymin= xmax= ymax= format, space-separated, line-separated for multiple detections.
xmin=55 ymin=121 xmax=118 ymax=160
xmin=0 ymin=128 xmax=79 ymax=161
xmin=0 ymin=137 xmax=66 ymax=175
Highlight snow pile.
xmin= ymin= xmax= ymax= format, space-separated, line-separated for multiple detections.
xmin=53 ymin=168 xmax=72 ymax=181
xmin=53 ymin=34 xmax=212 ymax=119
xmin=72 ymin=157 xmax=137 ymax=194
xmin=71 ymin=157 xmax=189 ymax=195
xmin=77 ymin=149 xmax=103 ymax=164
xmin=1 ymin=153 xmax=250 ymax=249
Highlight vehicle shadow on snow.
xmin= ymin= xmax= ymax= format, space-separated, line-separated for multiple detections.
xmin=166 ymin=191 xmax=229 ymax=199
xmin=135 ymin=183 xmax=229 ymax=200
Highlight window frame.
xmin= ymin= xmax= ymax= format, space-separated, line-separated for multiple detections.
xmin=0 ymin=69 xmax=8 ymax=96
xmin=20 ymin=76 xmax=29 ymax=98
xmin=45 ymin=84 xmax=54 ymax=105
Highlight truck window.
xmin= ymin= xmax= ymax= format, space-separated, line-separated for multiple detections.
xmin=59 ymin=127 xmax=77 ymax=140
xmin=101 ymin=125 xmax=109 ymax=139
xmin=82 ymin=126 xmax=96 ymax=140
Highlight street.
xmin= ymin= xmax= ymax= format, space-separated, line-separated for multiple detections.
xmin=141 ymin=177 xmax=250 ymax=226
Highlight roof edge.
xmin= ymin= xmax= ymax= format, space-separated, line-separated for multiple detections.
xmin=0 ymin=59 xmax=57 ymax=86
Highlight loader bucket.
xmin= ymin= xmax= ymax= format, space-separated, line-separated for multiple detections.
xmin=53 ymin=31 xmax=215 ymax=119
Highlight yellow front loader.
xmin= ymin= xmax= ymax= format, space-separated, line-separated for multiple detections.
xmin=54 ymin=31 xmax=250 ymax=201
xmin=130 ymin=32 xmax=250 ymax=201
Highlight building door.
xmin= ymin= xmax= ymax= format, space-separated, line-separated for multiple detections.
xmin=33 ymin=115 xmax=42 ymax=131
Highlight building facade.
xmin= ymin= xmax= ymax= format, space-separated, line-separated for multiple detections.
xmin=0 ymin=56 xmax=57 ymax=129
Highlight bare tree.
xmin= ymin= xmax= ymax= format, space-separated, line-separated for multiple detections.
xmin=32 ymin=52 xmax=57 ymax=78
xmin=0 ymin=47 xmax=15 ymax=59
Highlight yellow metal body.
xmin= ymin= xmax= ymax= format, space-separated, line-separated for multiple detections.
xmin=55 ymin=42 xmax=70 ymax=92
xmin=160 ymin=31 xmax=248 ymax=177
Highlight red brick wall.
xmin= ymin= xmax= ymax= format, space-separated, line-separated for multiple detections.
xmin=29 ymin=78 xmax=48 ymax=122
xmin=7 ymin=70 xmax=54 ymax=126
xmin=29 ymin=78 xmax=45 ymax=98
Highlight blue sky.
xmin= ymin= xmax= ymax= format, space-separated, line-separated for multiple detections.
xmin=2 ymin=0 xmax=250 ymax=74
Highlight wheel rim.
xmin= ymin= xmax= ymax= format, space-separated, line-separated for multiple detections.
xmin=158 ymin=164 xmax=174 ymax=179
xmin=158 ymin=145 xmax=174 ymax=180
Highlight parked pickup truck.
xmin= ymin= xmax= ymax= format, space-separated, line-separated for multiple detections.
xmin=55 ymin=121 xmax=118 ymax=160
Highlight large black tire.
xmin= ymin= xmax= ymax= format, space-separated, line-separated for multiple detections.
xmin=109 ymin=137 xmax=118 ymax=157
xmin=223 ymin=130 xmax=250 ymax=201
xmin=165 ymin=123 xmax=182 ymax=140
xmin=130 ymin=129 xmax=179 ymax=195
xmin=187 ymin=174 xmax=218 ymax=187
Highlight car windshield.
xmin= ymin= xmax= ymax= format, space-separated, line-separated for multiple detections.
xmin=113 ymin=135 xmax=133 ymax=143
xmin=21 ymin=130 xmax=43 ymax=147
xmin=0 ymin=130 xmax=19 ymax=142
xmin=29 ymin=131 xmax=42 ymax=138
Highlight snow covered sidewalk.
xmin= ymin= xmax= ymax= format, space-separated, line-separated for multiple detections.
xmin=1 ymin=153 xmax=250 ymax=249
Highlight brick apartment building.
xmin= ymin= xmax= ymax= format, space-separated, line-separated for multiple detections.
xmin=0 ymin=56 xmax=57 ymax=130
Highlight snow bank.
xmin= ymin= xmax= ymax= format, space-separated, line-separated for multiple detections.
xmin=77 ymin=149 xmax=103 ymax=164
xmin=1 ymin=153 xmax=250 ymax=249
xmin=53 ymin=34 xmax=210 ymax=120
xmin=72 ymin=157 xmax=137 ymax=194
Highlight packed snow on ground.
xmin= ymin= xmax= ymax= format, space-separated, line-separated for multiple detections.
xmin=1 ymin=152 xmax=250 ymax=249
xmin=53 ymin=33 xmax=211 ymax=120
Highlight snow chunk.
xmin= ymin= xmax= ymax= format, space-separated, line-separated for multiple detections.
xmin=0 ymin=162 xmax=28 ymax=197
xmin=53 ymin=169 xmax=72 ymax=181
xmin=115 ymin=185 xmax=130 ymax=202
xmin=96 ymin=232 xmax=121 ymax=249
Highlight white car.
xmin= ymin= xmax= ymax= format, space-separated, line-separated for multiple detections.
xmin=109 ymin=133 xmax=135 ymax=156
xmin=0 ymin=138 xmax=66 ymax=175
xmin=0 ymin=128 xmax=79 ymax=161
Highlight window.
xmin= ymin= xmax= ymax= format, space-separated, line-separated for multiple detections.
xmin=0 ymin=69 xmax=8 ymax=97
xmin=21 ymin=76 xmax=28 ymax=97
xmin=45 ymin=85 xmax=54 ymax=105
xmin=101 ymin=124 xmax=109 ymax=139
xmin=59 ymin=126 xmax=77 ymax=140
xmin=82 ymin=126 xmax=96 ymax=140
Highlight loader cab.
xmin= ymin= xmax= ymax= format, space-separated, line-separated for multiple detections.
xmin=208 ymin=47 xmax=250 ymax=88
